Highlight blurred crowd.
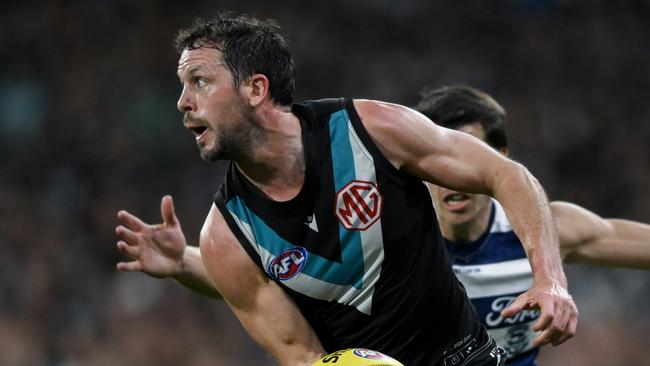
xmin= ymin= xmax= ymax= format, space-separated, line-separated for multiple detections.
xmin=1 ymin=0 xmax=648 ymax=365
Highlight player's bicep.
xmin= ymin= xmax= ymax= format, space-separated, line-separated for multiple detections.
xmin=404 ymin=126 xmax=514 ymax=194
xmin=553 ymin=202 xmax=650 ymax=268
xmin=199 ymin=204 xmax=258 ymax=305
xmin=354 ymin=99 xmax=515 ymax=194
xmin=551 ymin=201 xmax=612 ymax=260
xmin=199 ymin=204 xmax=324 ymax=364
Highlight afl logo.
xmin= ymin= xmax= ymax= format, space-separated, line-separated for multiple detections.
xmin=335 ymin=180 xmax=383 ymax=230
xmin=268 ymin=247 xmax=308 ymax=281
xmin=353 ymin=348 xmax=387 ymax=359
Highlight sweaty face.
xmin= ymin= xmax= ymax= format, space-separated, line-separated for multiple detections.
xmin=176 ymin=47 xmax=254 ymax=161
xmin=428 ymin=122 xmax=494 ymax=229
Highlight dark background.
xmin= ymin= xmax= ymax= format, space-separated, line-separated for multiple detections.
xmin=1 ymin=0 xmax=649 ymax=365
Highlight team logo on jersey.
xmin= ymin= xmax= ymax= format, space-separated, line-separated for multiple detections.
xmin=335 ymin=180 xmax=383 ymax=230
xmin=268 ymin=247 xmax=308 ymax=281
xmin=353 ymin=348 xmax=387 ymax=359
xmin=485 ymin=296 xmax=540 ymax=327
xmin=503 ymin=324 xmax=532 ymax=357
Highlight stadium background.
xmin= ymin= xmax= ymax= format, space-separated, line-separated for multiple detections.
xmin=1 ymin=0 xmax=648 ymax=364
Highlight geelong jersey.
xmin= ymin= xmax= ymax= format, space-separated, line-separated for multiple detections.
xmin=446 ymin=200 xmax=541 ymax=366
xmin=215 ymin=98 xmax=492 ymax=365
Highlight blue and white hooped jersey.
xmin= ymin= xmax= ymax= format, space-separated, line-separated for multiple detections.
xmin=446 ymin=200 xmax=540 ymax=366
xmin=215 ymin=98 xmax=491 ymax=366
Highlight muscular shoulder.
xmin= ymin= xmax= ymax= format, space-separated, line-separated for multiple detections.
xmin=353 ymin=99 xmax=416 ymax=121
xmin=353 ymin=99 xmax=425 ymax=136
xmin=352 ymin=99 xmax=447 ymax=169
xmin=200 ymin=204 xmax=242 ymax=257
xmin=200 ymin=204 xmax=270 ymax=307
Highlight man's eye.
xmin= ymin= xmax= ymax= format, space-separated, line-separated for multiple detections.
xmin=195 ymin=78 xmax=207 ymax=87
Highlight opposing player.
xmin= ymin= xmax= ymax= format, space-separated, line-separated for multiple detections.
xmin=414 ymin=85 xmax=650 ymax=365
xmin=115 ymin=14 xmax=577 ymax=365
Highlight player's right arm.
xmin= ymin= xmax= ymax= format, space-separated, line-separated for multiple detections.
xmin=200 ymin=203 xmax=325 ymax=366
xmin=354 ymin=99 xmax=577 ymax=347
xmin=552 ymin=201 xmax=650 ymax=269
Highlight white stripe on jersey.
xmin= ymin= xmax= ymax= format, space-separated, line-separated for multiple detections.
xmin=347 ymin=120 xmax=384 ymax=315
xmin=489 ymin=199 xmax=513 ymax=234
xmin=453 ymin=258 xmax=533 ymax=298
xmin=449 ymin=200 xmax=539 ymax=360
xmin=229 ymin=212 xmax=374 ymax=310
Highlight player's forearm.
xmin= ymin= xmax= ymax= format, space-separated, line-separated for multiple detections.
xmin=565 ymin=219 xmax=650 ymax=269
xmin=494 ymin=162 xmax=566 ymax=285
xmin=233 ymin=283 xmax=326 ymax=366
xmin=173 ymin=246 xmax=222 ymax=298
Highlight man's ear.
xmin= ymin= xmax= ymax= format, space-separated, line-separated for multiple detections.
xmin=243 ymin=74 xmax=270 ymax=108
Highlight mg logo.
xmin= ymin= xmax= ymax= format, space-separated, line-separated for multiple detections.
xmin=335 ymin=180 xmax=383 ymax=230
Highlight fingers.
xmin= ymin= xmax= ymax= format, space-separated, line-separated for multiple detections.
xmin=554 ymin=311 xmax=578 ymax=345
xmin=531 ymin=295 xmax=557 ymax=346
xmin=117 ymin=240 xmax=140 ymax=259
xmin=531 ymin=292 xmax=578 ymax=347
xmin=532 ymin=313 xmax=571 ymax=347
xmin=531 ymin=308 xmax=561 ymax=347
xmin=501 ymin=293 xmax=532 ymax=318
xmin=116 ymin=225 xmax=139 ymax=245
xmin=549 ymin=305 xmax=570 ymax=346
xmin=532 ymin=328 xmax=553 ymax=347
xmin=117 ymin=210 xmax=147 ymax=231
xmin=116 ymin=261 xmax=143 ymax=272
xmin=161 ymin=195 xmax=178 ymax=227
xmin=532 ymin=299 xmax=555 ymax=332
xmin=547 ymin=299 xmax=578 ymax=346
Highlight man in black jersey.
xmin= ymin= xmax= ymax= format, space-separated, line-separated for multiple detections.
xmin=115 ymin=13 xmax=577 ymax=366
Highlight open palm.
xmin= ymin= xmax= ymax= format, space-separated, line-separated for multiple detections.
xmin=115 ymin=195 xmax=187 ymax=278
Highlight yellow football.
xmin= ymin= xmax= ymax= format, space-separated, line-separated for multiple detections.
xmin=312 ymin=348 xmax=404 ymax=366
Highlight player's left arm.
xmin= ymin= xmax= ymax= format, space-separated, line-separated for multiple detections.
xmin=354 ymin=99 xmax=577 ymax=347
xmin=553 ymin=201 xmax=650 ymax=269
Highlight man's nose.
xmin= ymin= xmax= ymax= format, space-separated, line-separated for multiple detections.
xmin=177 ymin=85 xmax=195 ymax=112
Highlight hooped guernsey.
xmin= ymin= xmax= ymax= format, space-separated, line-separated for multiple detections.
xmin=215 ymin=98 xmax=494 ymax=365
xmin=446 ymin=200 xmax=541 ymax=366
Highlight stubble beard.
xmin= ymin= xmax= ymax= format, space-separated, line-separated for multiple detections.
xmin=200 ymin=105 xmax=260 ymax=162
xmin=200 ymin=128 xmax=249 ymax=162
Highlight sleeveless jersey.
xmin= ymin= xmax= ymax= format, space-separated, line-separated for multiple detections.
xmin=214 ymin=98 xmax=492 ymax=365
xmin=446 ymin=200 xmax=541 ymax=366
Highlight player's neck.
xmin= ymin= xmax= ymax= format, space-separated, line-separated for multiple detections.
xmin=440 ymin=202 xmax=493 ymax=242
xmin=235 ymin=108 xmax=305 ymax=202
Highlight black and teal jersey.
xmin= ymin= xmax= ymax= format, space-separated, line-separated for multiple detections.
xmin=215 ymin=98 xmax=491 ymax=365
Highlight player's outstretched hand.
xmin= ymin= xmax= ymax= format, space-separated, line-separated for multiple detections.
xmin=500 ymin=280 xmax=578 ymax=347
xmin=115 ymin=195 xmax=187 ymax=278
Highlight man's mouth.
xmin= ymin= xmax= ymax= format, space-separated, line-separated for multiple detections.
xmin=443 ymin=193 xmax=471 ymax=211
xmin=187 ymin=126 xmax=208 ymax=140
